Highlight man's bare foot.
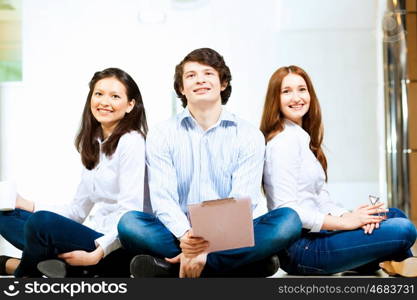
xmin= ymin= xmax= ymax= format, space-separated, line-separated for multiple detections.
xmin=5 ymin=258 xmax=20 ymax=275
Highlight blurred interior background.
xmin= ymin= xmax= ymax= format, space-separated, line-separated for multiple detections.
xmin=0 ymin=0 xmax=416 ymax=257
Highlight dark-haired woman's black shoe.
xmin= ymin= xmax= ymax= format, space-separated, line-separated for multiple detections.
xmin=37 ymin=259 xmax=67 ymax=278
xmin=0 ymin=255 xmax=13 ymax=275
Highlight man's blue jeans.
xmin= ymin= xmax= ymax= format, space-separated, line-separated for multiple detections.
xmin=0 ymin=209 xmax=131 ymax=277
xmin=117 ymin=207 xmax=302 ymax=274
xmin=279 ymin=208 xmax=417 ymax=275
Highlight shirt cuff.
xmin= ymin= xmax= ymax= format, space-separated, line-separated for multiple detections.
xmin=328 ymin=206 xmax=348 ymax=217
xmin=165 ymin=221 xmax=191 ymax=239
xmin=156 ymin=210 xmax=191 ymax=238
xmin=309 ymin=213 xmax=325 ymax=232
xmin=94 ymin=234 xmax=121 ymax=257
xmin=33 ymin=202 xmax=53 ymax=212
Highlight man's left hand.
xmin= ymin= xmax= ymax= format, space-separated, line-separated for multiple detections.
xmin=165 ymin=252 xmax=207 ymax=278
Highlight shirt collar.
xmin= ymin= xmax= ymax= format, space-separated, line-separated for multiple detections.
xmin=97 ymin=135 xmax=109 ymax=145
xmin=284 ymin=119 xmax=299 ymax=127
xmin=178 ymin=106 xmax=237 ymax=129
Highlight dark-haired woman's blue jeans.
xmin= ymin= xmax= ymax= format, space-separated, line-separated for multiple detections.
xmin=0 ymin=209 xmax=131 ymax=277
xmin=279 ymin=208 xmax=417 ymax=275
xmin=117 ymin=207 xmax=302 ymax=275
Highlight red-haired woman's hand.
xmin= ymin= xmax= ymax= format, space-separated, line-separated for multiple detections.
xmin=340 ymin=202 xmax=387 ymax=230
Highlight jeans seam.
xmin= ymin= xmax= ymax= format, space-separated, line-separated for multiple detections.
xmin=293 ymin=239 xmax=410 ymax=255
xmin=326 ymin=240 xmax=410 ymax=253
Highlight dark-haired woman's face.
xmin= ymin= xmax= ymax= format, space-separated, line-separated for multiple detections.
xmin=280 ymin=73 xmax=310 ymax=126
xmin=90 ymin=77 xmax=135 ymax=138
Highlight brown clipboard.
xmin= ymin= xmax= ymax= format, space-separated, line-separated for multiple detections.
xmin=188 ymin=197 xmax=254 ymax=253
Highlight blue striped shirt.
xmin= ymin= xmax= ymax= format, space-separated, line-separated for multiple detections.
xmin=146 ymin=107 xmax=266 ymax=237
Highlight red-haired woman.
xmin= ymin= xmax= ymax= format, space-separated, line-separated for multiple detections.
xmin=260 ymin=65 xmax=417 ymax=276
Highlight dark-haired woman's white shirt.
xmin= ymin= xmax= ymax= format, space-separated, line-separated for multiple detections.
xmin=263 ymin=120 xmax=347 ymax=232
xmin=35 ymin=131 xmax=149 ymax=257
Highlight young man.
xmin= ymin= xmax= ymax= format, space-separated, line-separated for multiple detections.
xmin=118 ymin=48 xmax=301 ymax=278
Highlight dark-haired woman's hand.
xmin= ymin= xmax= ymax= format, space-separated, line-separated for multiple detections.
xmin=58 ymin=246 xmax=104 ymax=266
xmin=15 ymin=194 xmax=35 ymax=212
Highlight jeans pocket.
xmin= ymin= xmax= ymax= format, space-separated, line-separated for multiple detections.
xmin=292 ymin=237 xmax=327 ymax=275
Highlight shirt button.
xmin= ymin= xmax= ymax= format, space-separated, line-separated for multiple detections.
xmin=305 ymin=246 xmax=309 ymax=250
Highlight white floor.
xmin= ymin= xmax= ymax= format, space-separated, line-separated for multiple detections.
xmin=270 ymin=268 xmax=389 ymax=278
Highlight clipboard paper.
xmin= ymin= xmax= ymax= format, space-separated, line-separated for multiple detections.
xmin=188 ymin=197 xmax=254 ymax=253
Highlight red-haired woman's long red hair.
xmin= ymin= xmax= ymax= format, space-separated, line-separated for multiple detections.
xmin=260 ymin=65 xmax=328 ymax=180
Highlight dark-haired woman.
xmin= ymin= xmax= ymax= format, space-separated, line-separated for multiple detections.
xmin=0 ymin=68 xmax=148 ymax=277
xmin=260 ymin=65 xmax=417 ymax=276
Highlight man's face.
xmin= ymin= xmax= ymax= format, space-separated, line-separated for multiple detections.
xmin=181 ymin=61 xmax=226 ymax=108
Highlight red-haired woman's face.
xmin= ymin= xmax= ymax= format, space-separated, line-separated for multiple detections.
xmin=280 ymin=73 xmax=310 ymax=125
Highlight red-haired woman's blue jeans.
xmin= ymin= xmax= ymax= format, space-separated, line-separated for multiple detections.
xmin=117 ymin=207 xmax=302 ymax=275
xmin=279 ymin=208 xmax=416 ymax=275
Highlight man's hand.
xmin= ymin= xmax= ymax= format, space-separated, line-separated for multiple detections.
xmin=58 ymin=246 xmax=104 ymax=266
xmin=179 ymin=230 xmax=209 ymax=258
xmin=165 ymin=252 xmax=207 ymax=278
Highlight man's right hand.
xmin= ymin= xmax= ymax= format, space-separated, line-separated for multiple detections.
xmin=179 ymin=230 xmax=209 ymax=257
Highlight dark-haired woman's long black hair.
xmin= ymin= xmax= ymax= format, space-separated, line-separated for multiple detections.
xmin=75 ymin=68 xmax=148 ymax=170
